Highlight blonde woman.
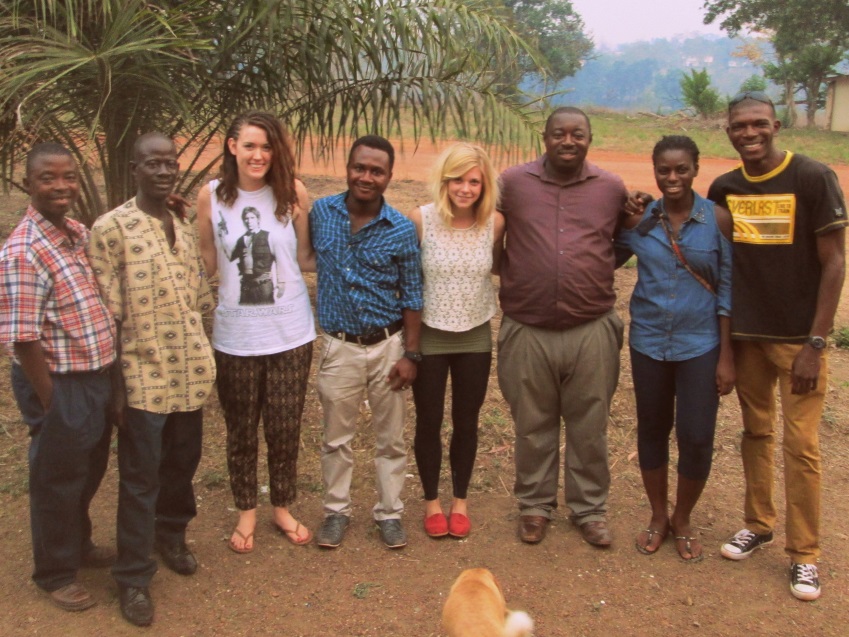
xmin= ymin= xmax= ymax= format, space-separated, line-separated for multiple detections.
xmin=407 ymin=143 xmax=504 ymax=539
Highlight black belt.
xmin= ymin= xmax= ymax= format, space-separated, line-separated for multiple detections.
xmin=327 ymin=319 xmax=403 ymax=346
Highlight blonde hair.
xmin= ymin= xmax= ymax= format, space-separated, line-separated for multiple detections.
xmin=430 ymin=143 xmax=499 ymax=226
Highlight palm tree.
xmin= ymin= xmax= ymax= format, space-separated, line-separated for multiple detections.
xmin=1 ymin=0 xmax=552 ymax=224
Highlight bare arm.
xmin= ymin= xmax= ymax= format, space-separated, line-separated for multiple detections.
xmin=196 ymin=184 xmax=218 ymax=278
xmin=405 ymin=206 xmax=424 ymax=243
xmin=294 ymin=179 xmax=316 ymax=273
xmin=14 ymin=341 xmax=53 ymax=410
xmin=491 ymin=210 xmax=505 ymax=275
xmin=792 ymin=227 xmax=846 ymax=394
xmin=715 ymin=205 xmax=733 ymax=242
xmin=109 ymin=321 xmax=128 ymax=429
xmin=387 ymin=308 xmax=422 ymax=391
xmin=716 ymin=315 xmax=735 ymax=395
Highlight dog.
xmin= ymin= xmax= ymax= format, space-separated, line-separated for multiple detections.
xmin=442 ymin=568 xmax=534 ymax=637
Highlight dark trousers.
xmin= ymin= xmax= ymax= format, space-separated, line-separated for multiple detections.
xmin=412 ymin=351 xmax=491 ymax=500
xmin=11 ymin=364 xmax=111 ymax=592
xmin=112 ymin=408 xmax=202 ymax=588
xmin=631 ymin=346 xmax=720 ymax=481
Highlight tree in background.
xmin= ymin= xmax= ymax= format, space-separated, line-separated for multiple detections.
xmin=680 ymin=69 xmax=723 ymax=118
xmin=0 ymin=0 xmax=556 ymax=224
xmin=739 ymin=75 xmax=767 ymax=93
xmin=703 ymin=0 xmax=849 ymax=127
xmin=502 ymin=0 xmax=593 ymax=86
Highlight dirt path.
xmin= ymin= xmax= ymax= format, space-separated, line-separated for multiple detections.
xmin=1 ymin=154 xmax=849 ymax=637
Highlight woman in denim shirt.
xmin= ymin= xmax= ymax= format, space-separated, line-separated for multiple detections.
xmin=619 ymin=136 xmax=734 ymax=561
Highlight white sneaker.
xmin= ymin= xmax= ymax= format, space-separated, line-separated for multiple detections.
xmin=720 ymin=528 xmax=774 ymax=560
xmin=789 ymin=563 xmax=821 ymax=601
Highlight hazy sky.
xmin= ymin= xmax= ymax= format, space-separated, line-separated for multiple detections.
xmin=570 ymin=0 xmax=727 ymax=47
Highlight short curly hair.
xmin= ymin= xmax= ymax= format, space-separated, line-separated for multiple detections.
xmin=651 ymin=135 xmax=700 ymax=167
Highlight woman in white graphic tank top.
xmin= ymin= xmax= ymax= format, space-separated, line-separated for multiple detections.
xmin=405 ymin=143 xmax=505 ymax=539
xmin=197 ymin=112 xmax=315 ymax=553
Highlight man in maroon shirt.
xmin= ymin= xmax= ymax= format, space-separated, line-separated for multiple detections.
xmin=498 ymin=107 xmax=627 ymax=547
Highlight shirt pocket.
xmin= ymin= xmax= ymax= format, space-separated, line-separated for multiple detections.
xmin=354 ymin=246 xmax=396 ymax=284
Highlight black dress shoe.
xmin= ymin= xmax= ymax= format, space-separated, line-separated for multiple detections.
xmin=119 ymin=586 xmax=153 ymax=627
xmin=155 ymin=539 xmax=197 ymax=575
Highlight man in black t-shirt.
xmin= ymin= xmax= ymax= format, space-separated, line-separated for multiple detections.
xmin=707 ymin=91 xmax=847 ymax=602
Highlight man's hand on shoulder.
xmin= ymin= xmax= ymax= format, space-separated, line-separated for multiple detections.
xmin=624 ymin=190 xmax=653 ymax=217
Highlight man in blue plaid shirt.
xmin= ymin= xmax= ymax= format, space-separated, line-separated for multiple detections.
xmin=309 ymin=135 xmax=422 ymax=549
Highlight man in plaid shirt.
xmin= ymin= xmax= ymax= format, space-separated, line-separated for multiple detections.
xmin=0 ymin=143 xmax=116 ymax=613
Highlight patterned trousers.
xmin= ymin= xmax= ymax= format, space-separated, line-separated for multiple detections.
xmin=215 ymin=342 xmax=313 ymax=510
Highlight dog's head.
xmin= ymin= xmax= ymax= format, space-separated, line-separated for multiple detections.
xmin=451 ymin=568 xmax=504 ymax=599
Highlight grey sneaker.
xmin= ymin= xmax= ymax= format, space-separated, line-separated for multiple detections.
xmin=790 ymin=563 xmax=821 ymax=601
xmin=376 ymin=519 xmax=407 ymax=548
xmin=316 ymin=514 xmax=350 ymax=549
xmin=720 ymin=528 xmax=774 ymax=560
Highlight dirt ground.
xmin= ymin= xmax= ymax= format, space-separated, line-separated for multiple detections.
xmin=1 ymin=145 xmax=849 ymax=636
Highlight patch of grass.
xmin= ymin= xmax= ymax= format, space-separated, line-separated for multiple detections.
xmin=202 ymin=470 xmax=227 ymax=490
xmin=353 ymin=582 xmax=382 ymax=599
xmin=623 ymin=256 xmax=637 ymax=269
xmin=587 ymin=109 xmax=849 ymax=166
xmin=833 ymin=326 xmax=849 ymax=349
xmin=0 ymin=475 xmax=28 ymax=497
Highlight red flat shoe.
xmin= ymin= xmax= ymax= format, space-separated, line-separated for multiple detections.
xmin=424 ymin=513 xmax=448 ymax=538
xmin=448 ymin=513 xmax=471 ymax=538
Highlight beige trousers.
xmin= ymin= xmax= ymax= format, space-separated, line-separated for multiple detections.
xmin=497 ymin=311 xmax=623 ymax=522
xmin=316 ymin=332 xmax=407 ymax=520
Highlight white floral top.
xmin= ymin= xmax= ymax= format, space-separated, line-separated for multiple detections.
xmin=420 ymin=203 xmax=497 ymax=331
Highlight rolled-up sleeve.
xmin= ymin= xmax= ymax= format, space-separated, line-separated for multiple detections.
xmin=0 ymin=255 xmax=45 ymax=343
xmin=396 ymin=226 xmax=423 ymax=311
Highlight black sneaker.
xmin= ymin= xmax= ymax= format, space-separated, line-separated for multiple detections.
xmin=790 ymin=563 xmax=821 ymax=601
xmin=316 ymin=514 xmax=350 ymax=549
xmin=376 ymin=519 xmax=407 ymax=549
xmin=720 ymin=528 xmax=774 ymax=560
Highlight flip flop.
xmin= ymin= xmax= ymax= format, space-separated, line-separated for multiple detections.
xmin=635 ymin=527 xmax=668 ymax=555
xmin=228 ymin=528 xmax=255 ymax=554
xmin=674 ymin=534 xmax=704 ymax=563
xmin=275 ymin=521 xmax=312 ymax=546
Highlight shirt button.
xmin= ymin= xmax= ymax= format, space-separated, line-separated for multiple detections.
xmin=559 ymin=250 xmax=564 ymax=255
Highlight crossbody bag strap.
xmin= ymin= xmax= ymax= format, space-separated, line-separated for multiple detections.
xmin=658 ymin=216 xmax=717 ymax=296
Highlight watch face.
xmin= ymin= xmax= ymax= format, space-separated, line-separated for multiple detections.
xmin=809 ymin=336 xmax=827 ymax=350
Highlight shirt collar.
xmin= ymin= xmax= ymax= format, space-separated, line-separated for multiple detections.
xmin=333 ymin=191 xmax=399 ymax=225
xmin=527 ymin=155 xmax=601 ymax=185
xmin=27 ymin=205 xmax=84 ymax=247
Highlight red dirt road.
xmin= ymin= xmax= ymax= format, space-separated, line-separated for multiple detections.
xmin=294 ymin=142 xmax=849 ymax=197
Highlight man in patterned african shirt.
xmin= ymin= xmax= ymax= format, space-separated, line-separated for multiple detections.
xmin=88 ymin=132 xmax=215 ymax=627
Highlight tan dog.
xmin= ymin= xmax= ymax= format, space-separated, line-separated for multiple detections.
xmin=442 ymin=568 xmax=534 ymax=637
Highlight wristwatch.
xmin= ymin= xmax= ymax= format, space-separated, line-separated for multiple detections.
xmin=807 ymin=336 xmax=827 ymax=350
xmin=403 ymin=350 xmax=423 ymax=363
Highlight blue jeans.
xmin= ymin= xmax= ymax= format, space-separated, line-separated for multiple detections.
xmin=11 ymin=364 xmax=112 ymax=592
xmin=112 ymin=408 xmax=202 ymax=588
